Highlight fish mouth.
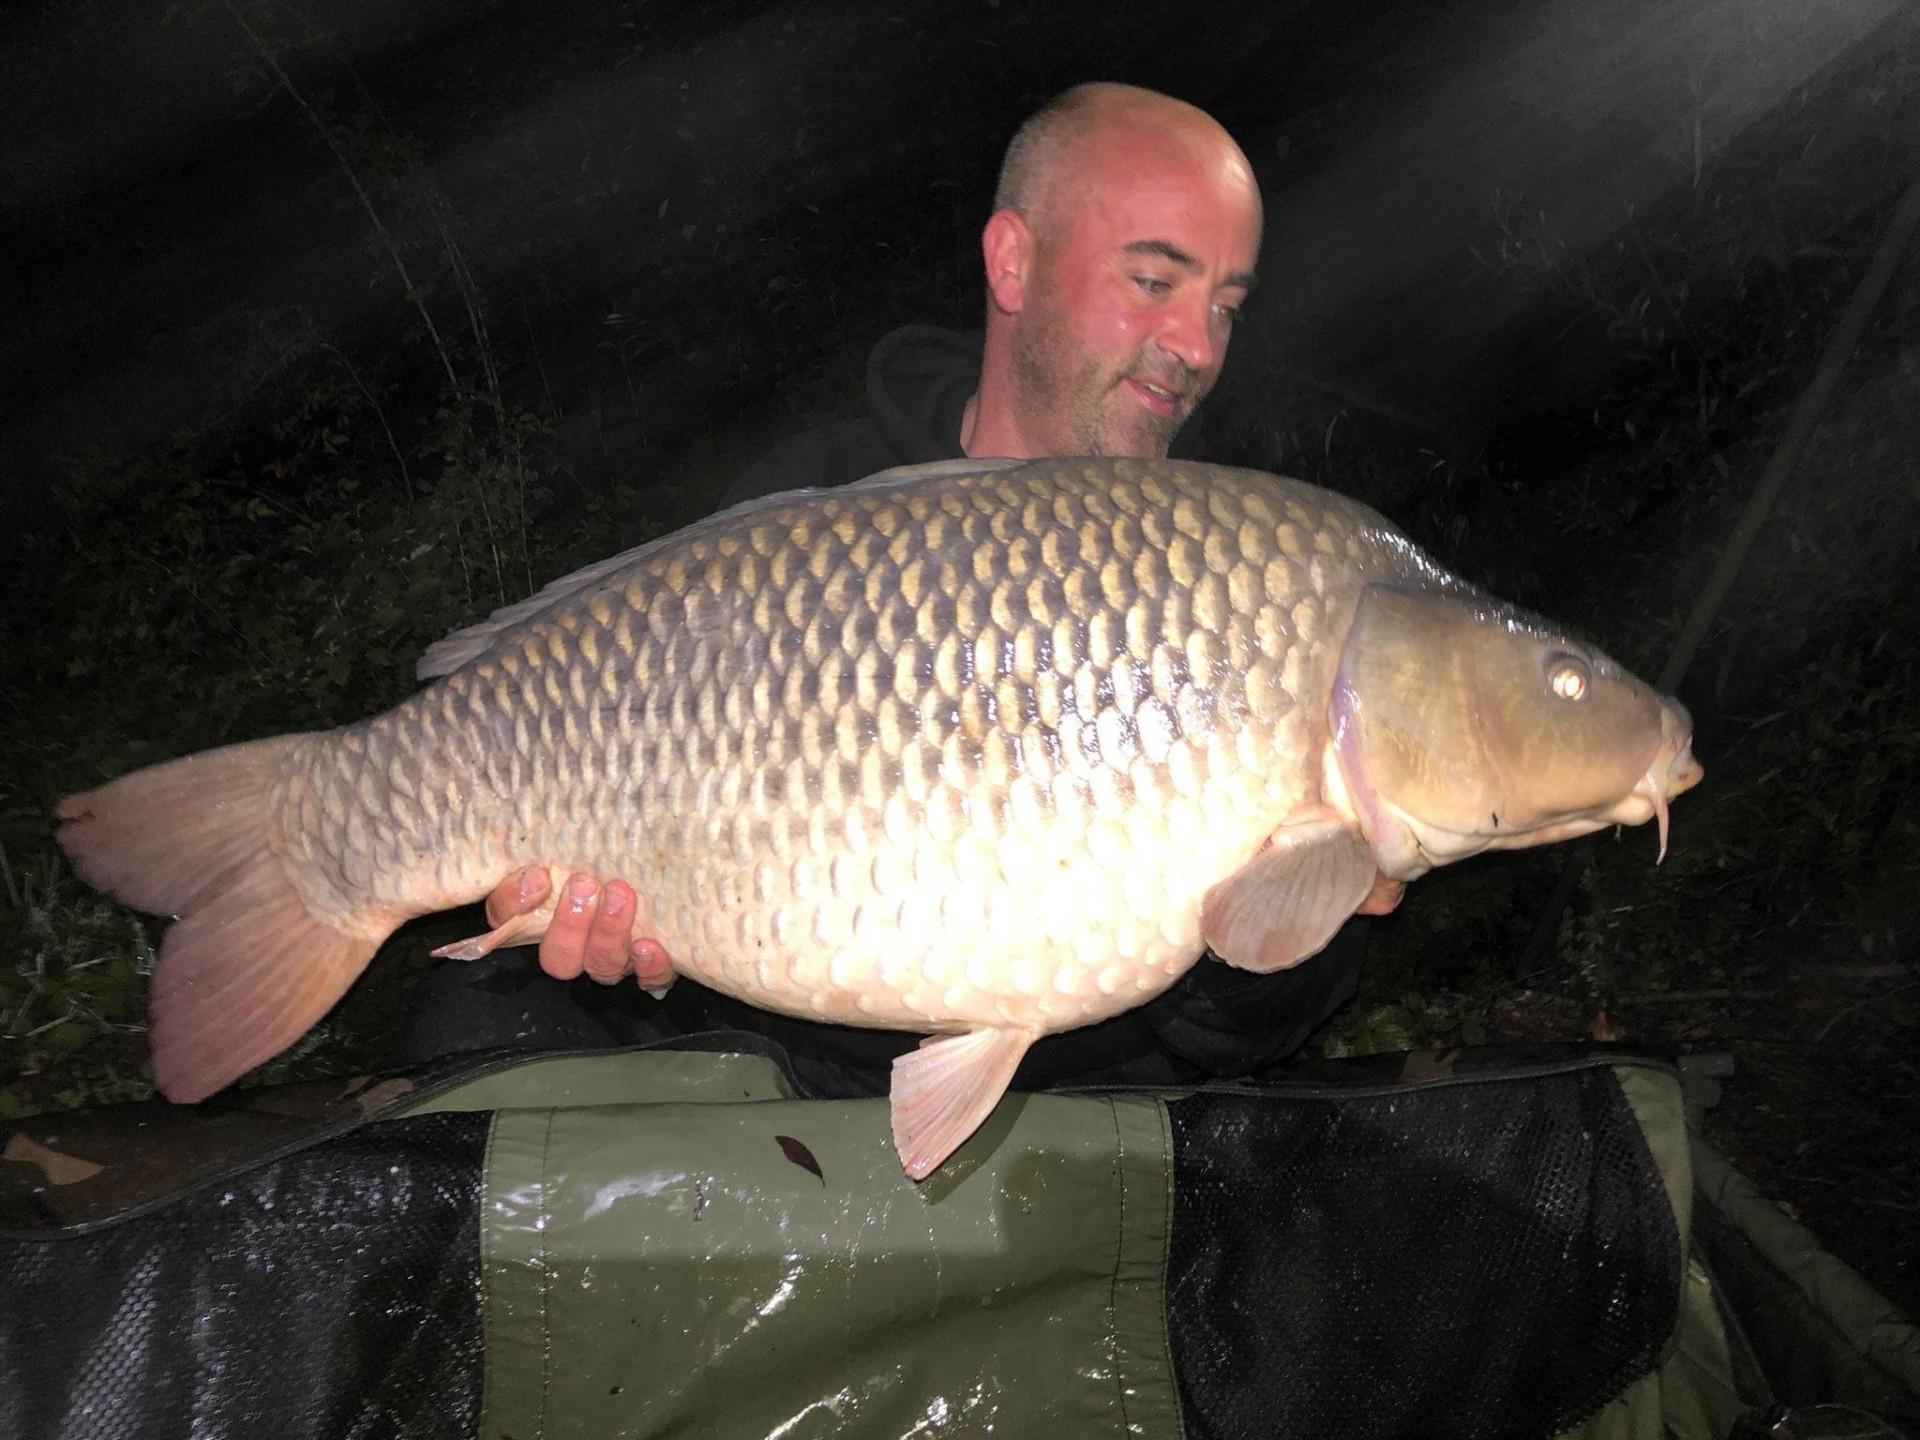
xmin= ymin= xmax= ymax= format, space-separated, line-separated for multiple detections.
xmin=1598 ymin=703 xmax=1705 ymax=861
xmin=1622 ymin=731 xmax=1704 ymax=862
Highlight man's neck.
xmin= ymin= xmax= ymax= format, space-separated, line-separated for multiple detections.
xmin=959 ymin=387 xmax=1039 ymax=460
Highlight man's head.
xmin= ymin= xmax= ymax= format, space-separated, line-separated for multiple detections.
xmin=966 ymin=83 xmax=1263 ymax=461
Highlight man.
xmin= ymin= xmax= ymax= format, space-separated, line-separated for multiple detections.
xmin=401 ymin=82 xmax=1371 ymax=1092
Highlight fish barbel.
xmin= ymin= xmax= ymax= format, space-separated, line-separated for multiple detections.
xmin=56 ymin=457 xmax=1702 ymax=1177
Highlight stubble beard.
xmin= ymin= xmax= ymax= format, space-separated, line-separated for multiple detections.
xmin=1010 ymin=321 xmax=1193 ymax=459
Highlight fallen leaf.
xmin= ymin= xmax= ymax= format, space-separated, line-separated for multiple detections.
xmin=775 ymin=1134 xmax=824 ymax=1183
xmin=3 ymin=1133 xmax=105 ymax=1187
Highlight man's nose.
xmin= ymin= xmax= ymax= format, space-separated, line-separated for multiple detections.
xmin=1154 ymin=294 xmax=1220 ymax=374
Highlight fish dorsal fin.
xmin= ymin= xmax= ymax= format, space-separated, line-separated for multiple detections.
xmin=890 ymin=1026 xmax=1034 ymax=1179
xmin=841 ymin=456 xmax=1028 ymax=488
xmin=1200 ymin=813 xmax=1378 ymax=972
xmin=413 ymin=457 xmax=1034 ymax=679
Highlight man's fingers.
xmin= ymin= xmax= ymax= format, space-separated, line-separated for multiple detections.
xmin=630 ymin=937 xmax=677 ymax=991
xmin=582 ymin=881 xmax=639 ymax=984
xmin=484 ymin=864 xmax=553 ymax=928
xmin=537 ymin=873 xmax=600 ymax=981
xmin=525 ymin=871 xmax=666 ymax=988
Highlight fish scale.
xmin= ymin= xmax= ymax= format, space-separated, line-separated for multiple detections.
xmin=56 ymin=455 xmax=1702 ymax=1177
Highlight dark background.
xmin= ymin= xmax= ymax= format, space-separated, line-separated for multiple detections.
xmin=2 ymin=0 xmax=1916 ymax=1313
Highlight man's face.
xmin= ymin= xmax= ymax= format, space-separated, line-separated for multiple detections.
xmin=1008 ymin=144 xmax=1261 ymax=459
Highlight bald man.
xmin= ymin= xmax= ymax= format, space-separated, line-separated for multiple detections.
xmin=970 ymin=85 xmax=1261 ymax=458
xmin=401 ymin=85 xmax=1368 ymax=1093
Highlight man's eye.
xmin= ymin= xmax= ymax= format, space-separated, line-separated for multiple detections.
xmin=1213 ymin=302 xmax=1241 ymax=324
xmin=1135 ymin=275 xmax=1172 ymax=297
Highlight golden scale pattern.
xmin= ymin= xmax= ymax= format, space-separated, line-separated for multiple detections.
xmin=291 ymin=460 xmax=1405 ymax=1033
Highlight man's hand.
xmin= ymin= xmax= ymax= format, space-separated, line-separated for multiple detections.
xmin=483 ymin=865 xmax=678 ymax=990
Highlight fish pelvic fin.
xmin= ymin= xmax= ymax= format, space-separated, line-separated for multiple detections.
xmin=1200 ymin=812 xmax=1379 ymax=973
xmin=890 ymin=1027 xmax=1034 ymax=1181
xmin=55 ymin=736 xmax=395 ymax=1104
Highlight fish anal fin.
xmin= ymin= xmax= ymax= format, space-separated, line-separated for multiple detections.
xmin=1201 ymin=817 xmax=1378 ymax=973
xmin=431 ymin=905 xmax=554 ymax=960
xmin=889 ymin=1027 xmax=1034 ymax=1180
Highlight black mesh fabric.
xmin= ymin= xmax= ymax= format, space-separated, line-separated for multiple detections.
xmin=1167 ymin=1066 xmax=1682 ymax=1440
xmin=0 ymin=1110 xmax=488 ymax=1440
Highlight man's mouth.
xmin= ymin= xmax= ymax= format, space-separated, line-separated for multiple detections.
xmin=1125 ymin=376 xmax=1183 ymax=417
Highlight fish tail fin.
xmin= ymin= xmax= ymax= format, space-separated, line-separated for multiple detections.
xmin=56 ymin=735 xmax=394 ymax=1103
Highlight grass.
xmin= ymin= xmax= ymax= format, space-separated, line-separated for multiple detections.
xmin=0 ymin=845 xmax=156 ymax=1117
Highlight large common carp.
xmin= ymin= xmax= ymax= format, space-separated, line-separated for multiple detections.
xmin=57 ymin=457 xmax=1701 ymax=1178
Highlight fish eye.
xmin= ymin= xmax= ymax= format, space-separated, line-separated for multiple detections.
xmin=1547 ymin=655 xmax=1591 ymax=702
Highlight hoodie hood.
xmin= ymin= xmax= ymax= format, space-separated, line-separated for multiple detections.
xmin=866 ymin=326 xmax=983 ymax=463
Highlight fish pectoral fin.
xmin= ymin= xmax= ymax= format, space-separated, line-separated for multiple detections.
xmin=890 ymin=1027 xmax=1034 ymax=1181
xmin=430 ymin=905 xmax=554 ymax=960
xmin=1201 ymin=818 xmax=1379 ymax=973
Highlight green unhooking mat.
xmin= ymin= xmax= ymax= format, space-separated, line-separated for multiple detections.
xmin=2 ymin=1041 xmax=1915 ymax=1439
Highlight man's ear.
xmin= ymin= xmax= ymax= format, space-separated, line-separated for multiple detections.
xmin=981 ymin=209 xmax=1033 ymax=315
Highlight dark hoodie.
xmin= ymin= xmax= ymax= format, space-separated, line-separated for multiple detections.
xmin=401 ymin=326 xmax=1364 ymax=1096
